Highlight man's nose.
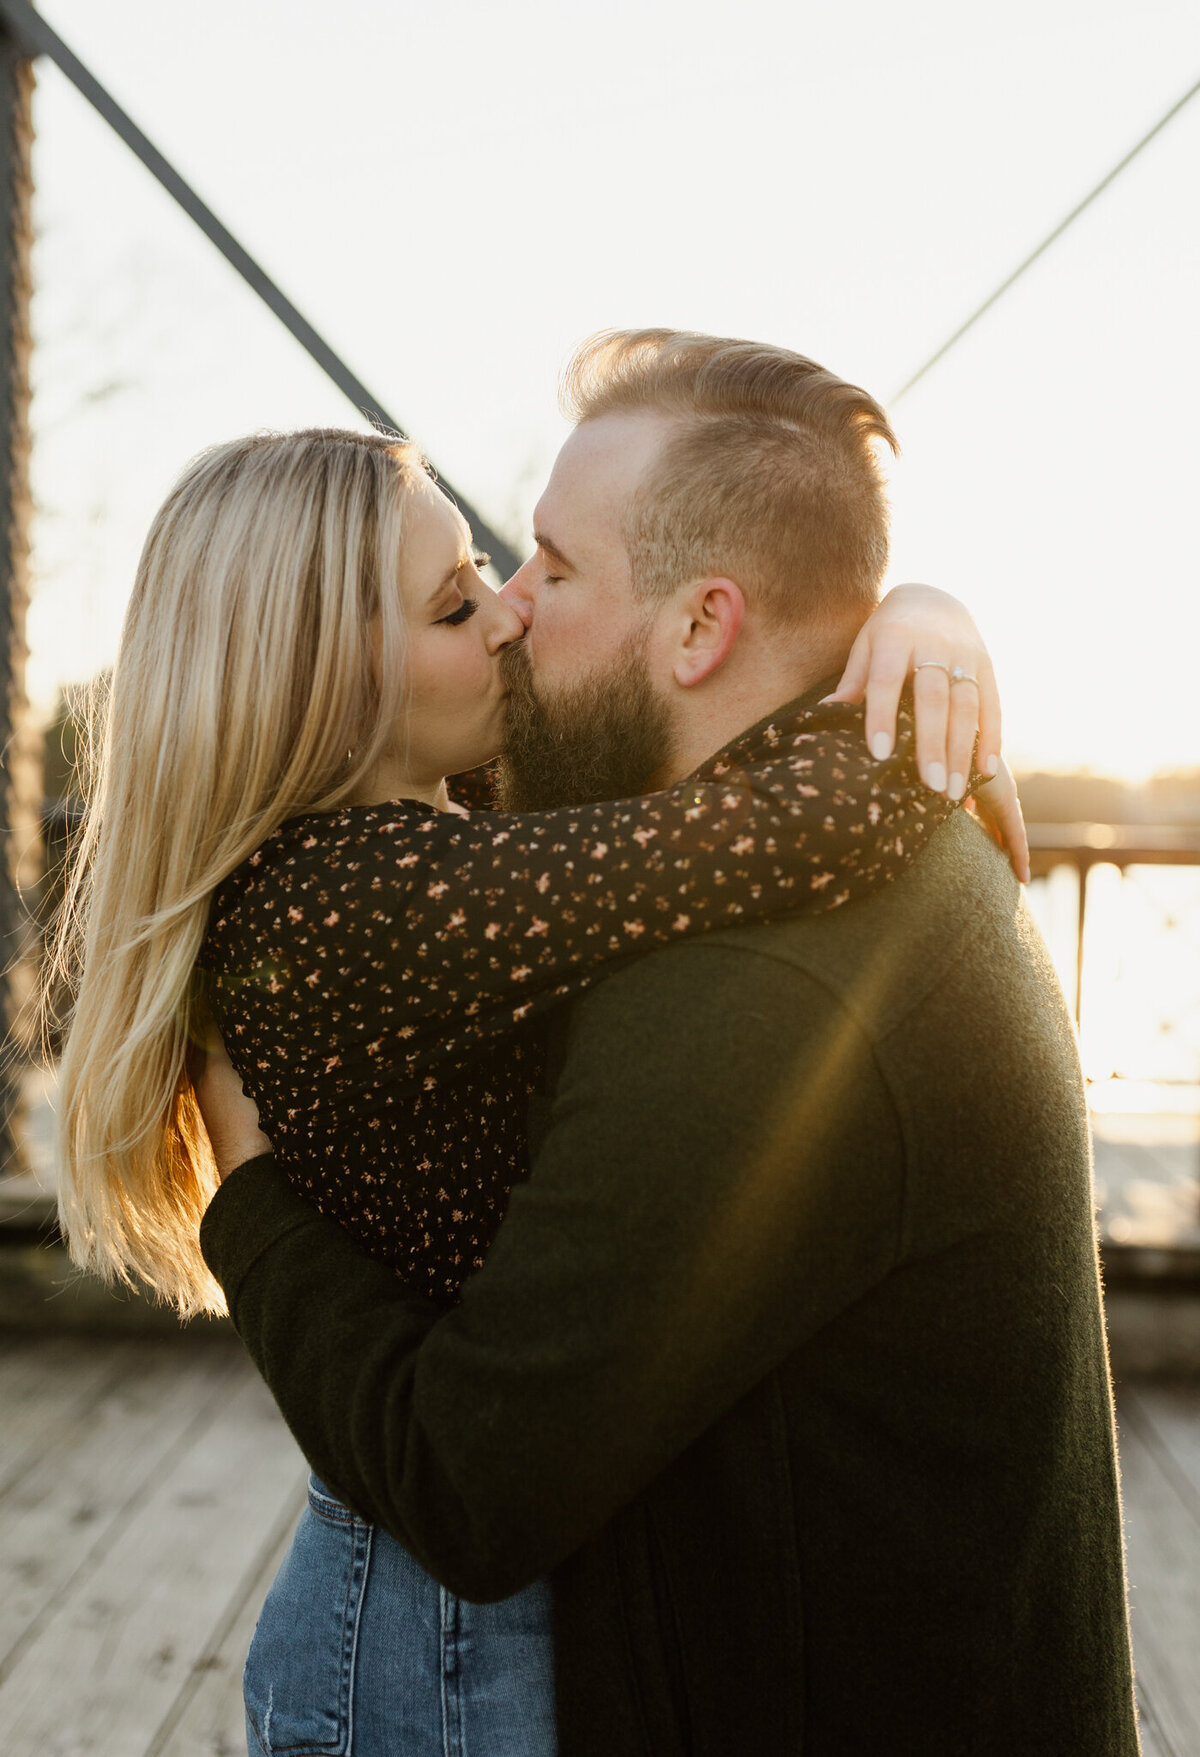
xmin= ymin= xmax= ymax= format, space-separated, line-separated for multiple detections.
xmin=499 ymin=558 xmax=536 ymax=630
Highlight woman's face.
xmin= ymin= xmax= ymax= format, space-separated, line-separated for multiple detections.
xmin=390 ymin=478 xmax=525 ymax=786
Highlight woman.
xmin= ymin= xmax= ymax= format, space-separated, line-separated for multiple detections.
xmin=48 ymin=425 xmax=1018 ymax=1756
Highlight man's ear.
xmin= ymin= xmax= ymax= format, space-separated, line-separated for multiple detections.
xmin=672 ymin=577 xmax=745 ymax=688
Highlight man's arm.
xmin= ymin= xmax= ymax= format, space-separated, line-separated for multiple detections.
xmin=201 ymin=936 xmax=906 ymax=1601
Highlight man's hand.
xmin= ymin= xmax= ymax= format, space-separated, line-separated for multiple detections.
xmin=195 ymin=1028 xmax=273 ymax=1181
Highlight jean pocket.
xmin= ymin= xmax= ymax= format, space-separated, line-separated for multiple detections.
xmin=244 ymin=1476 xmax=374 ymax=1755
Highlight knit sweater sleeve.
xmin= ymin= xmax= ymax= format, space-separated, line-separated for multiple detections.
xmin=200 ymin=934 xmax=906 ymax=1600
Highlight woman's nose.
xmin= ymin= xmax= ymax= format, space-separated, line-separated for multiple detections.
xmin=486 ymin=589 xmax=527 ymax=651
xmin=499 ymin=559 xmax=536 ymax=630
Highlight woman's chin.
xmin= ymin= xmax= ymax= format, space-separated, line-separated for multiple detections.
xmin=448 ymin=742 xmax=502 ymax=782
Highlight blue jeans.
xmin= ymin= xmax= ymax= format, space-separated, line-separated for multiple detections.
xmin=244 ymin=1474 xmax=557 ymax=1756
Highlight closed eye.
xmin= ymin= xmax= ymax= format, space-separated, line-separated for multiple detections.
xmin=437 ymin=597 xmax=479 ymax=627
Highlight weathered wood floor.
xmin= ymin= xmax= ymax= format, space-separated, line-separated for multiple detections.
xmin=1121 ymin=1380 xmax=1200 ymax=1756
xmin=0 ymin=1335 xmax=1196 ymax=1756
xmin=0 ymin=1334 xmax=306 ymax=1756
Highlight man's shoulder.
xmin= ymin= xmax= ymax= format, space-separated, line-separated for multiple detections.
xmin=578 ymin=811 xmax=1017 ymax=1011
xmin=543 ymin=812 xmax=1063 ymax=1125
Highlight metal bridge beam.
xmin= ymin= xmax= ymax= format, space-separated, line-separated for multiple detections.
xmin=0 ymin=14 xmax=36 ymax=1172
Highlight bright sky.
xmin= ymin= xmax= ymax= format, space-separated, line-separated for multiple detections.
xmin=24 ymin=0 xmax=1200 ymax=777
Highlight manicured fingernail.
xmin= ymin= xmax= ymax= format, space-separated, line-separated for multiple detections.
xmin=819 ymin=694 xmax=839 ymax=705
xmin=948 ymin=771 xmax=965 ymax=801
xmin=985 ymin=753 xmax=999 ymax=777
xmin=925 ymin=762 xmax=946 ymax=793
xmin=870 ymin=733 xmax=892 ymax=762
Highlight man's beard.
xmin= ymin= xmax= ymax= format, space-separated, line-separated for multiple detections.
xmin=495 ymin=632 xmax=676 ymax=811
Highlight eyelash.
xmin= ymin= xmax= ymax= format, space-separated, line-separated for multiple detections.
xmin=438 ymin=597 xmax=479 ymax=627
xmin=434 ymin=552 xmax=491 ymax=627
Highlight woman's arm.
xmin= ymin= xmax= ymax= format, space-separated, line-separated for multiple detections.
xmin=828 ymin=585 xmax=1028 ymax=883
xmin=203 ymin=591 xmax=1021 ymax=1080
xmin=205 ymin=695 xmax=953 ymax=1081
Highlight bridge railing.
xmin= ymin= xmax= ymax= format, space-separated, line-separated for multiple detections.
xmin=1025 ymin=825 xmax=1200 ymax=1276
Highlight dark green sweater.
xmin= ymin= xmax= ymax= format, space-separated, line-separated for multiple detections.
xmin=202 ymin=812 xmax=1138 ymax=1755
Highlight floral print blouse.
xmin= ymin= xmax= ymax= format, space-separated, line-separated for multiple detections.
xmin=199 ymin=696 xmax=955 ymax=1304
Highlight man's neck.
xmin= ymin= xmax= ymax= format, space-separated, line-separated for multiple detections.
xmin=653 ymin=619 xmax=858 ymax=788
xmin=656 ymin=671 xmax=841 ymax=785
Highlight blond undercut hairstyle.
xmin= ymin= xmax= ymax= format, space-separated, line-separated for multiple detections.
xmin=45 ymin=427 xmax=424 ymax=1316
xmin=562 ymin=329 xmax=899 ymax=625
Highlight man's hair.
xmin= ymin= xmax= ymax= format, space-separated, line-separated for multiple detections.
xmin=561 ymin=329 xmax=899 ymax=626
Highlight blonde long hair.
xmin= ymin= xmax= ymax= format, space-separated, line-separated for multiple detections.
xmin=45 ymin=427 xmax=422 ymax=1316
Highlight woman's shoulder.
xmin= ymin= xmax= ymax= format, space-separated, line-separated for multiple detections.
xmin=202 ymin=799 xmax=430 ymax=948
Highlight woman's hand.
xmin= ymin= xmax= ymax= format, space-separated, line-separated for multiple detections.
xmin=825 ymin=583 xmax=1028 ymax=882
xmin=965 ymin=756 xmax=1030 ymax=885
xmin=195 ymin=1028 xmax=273 ymax=1182
xmin=826 ymin=584 xmax=1001 ymax=797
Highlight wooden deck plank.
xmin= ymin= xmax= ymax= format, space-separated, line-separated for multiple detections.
xmin=0 ymin=1334 xmax=140 ymax=1499
xmin=1125 ymin=1383 xmax=1200 ymax=1503
xmin=148 ymin=1491 xmax=304 ymax=1757
xmin=1121 ymin=1381 xmax=1200 ymax=1757
xmin=1116 ymin=1398 xmax=1200 ymax=1757
xmin=0 ymin=1339 xmax=242 ymax=1681
xmin=0 ymin=1331 xmax=1195 ymax=1756
xmin=1136 ymin=1688 xmax=1180 ymax=1757
xmin=0 ymin=1350 xmax=304 ymax=1757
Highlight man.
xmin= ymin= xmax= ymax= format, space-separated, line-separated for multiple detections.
xmin=200 ymin=331 xmax=1137 ymax=1752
